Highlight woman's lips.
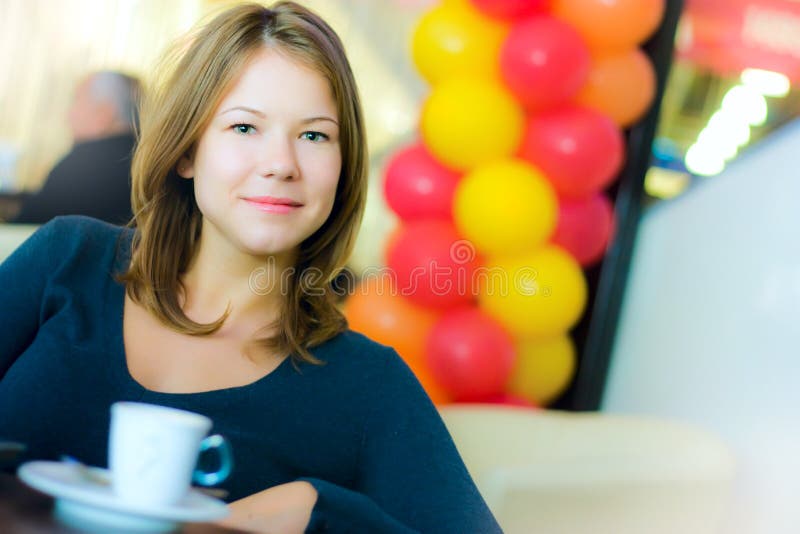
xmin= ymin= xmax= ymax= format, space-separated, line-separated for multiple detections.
xmin=243 ymin=196 xmax=303 ymax=214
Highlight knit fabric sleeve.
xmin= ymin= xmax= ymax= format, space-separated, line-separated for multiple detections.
xmin=299 ymin=347 xmax=502 ymax=533
xmin=0 ymin=218 xmax=68 ymax=377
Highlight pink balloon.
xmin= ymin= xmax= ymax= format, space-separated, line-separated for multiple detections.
xmin=386 ymin=220 xmax=481 ymax=309
xmin=470 ymin=0 xmax=550 ymax=21
xmin=500 ymin=16 xmax=591 ymax=111
xmin=518 ymin=105 xmax=625 ymax=198
xmin=427 ymin=307 xmax=516 ymax=400
xmin=552 ymin=193 xmax=616 ymax=266
xmin=383 ymin=144 xmax=461 ymax=222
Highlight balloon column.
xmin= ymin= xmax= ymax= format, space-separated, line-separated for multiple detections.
xmin=345 ymin=0 xmax=664 ymax=408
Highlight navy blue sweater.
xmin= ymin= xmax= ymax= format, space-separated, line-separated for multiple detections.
xmin=0 ymin=216 xmax=501 ymax=533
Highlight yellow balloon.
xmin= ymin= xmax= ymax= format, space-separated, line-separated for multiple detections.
xmin=479 ymin=245 xmax=588 ymax=337
xmin=421 ymin=78 xmax=524 ymax=170
xmin=507 ymin=335 xmax=576 ymax=406
xmin=454 ymin=159 xmax=557 ymax=256
xmin=411 ymin=2 xmax=507 ymax=86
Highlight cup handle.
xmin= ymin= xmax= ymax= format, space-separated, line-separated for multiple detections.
xmin=193 ymin=434 xmax=233 ymax=486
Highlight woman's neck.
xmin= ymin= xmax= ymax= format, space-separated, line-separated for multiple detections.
xmin=180 ymin=232 xmax=296 ymax=338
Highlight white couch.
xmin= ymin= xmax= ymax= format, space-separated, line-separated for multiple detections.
xmin=439 ymin=405 xmax=736 ymax=534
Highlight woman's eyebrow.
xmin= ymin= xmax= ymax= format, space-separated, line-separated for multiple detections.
xmin=219 ymin=106 xmax=338 ymax=126
xmin=220 ymin=106 xmax=265 ymax=117
xmin=302 ymin=116 xmax=339 ymax=126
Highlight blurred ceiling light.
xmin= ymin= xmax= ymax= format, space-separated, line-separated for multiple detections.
xmin=721 ymin=85 xmax=768 ymax=126
xmin=685 ymin=143 xmax=725 ymax=176
xmin=707 ymin=110 xmax=751 ymax=147
xmin=644 ymin=166 xmax=690 ymax=199
xmin=740 ymin=68 xmax=791 ymax=98
xmin=697 ymin=128 xmax=738 ymax=161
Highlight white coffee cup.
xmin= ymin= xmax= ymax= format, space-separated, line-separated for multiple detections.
xmin=108 ymin=402 xmax=233 ymax=506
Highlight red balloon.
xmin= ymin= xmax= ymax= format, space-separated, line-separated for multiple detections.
xmin=470 ymin=0 xmax=549 ymax=21
xmin=383 ymin=144 xmax=461 ymax=222
xmin=518 ymin=105 xmax=625 ymax=198
xmin=382 ymin=225 xmax=404 ymax=266
xmin=551 ymin=192 xmax=615 ymax=266
xmin=386 ymin=220 xmax=481 ymax=309
xmin=427 ymin=307 xmax=516 ymax=400
xmin=500 ymin=16 xmax=591 ymax=112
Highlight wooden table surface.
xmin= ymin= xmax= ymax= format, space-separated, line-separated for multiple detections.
xmin=0 ymin=472 xmax=244 ymax=533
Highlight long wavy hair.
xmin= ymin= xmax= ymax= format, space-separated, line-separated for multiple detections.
xmin=121 ymin=1 xmax=368 ymax=364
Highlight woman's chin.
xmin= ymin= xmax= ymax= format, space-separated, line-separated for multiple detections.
xmin=239 ymin=240 xmax=298 ymax=263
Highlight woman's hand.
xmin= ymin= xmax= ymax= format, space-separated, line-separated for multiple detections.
xmin=216 ymin=480 xmax=318 ymax=534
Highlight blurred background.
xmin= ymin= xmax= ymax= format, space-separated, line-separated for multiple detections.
xmin=2 ymin=0 xmax=799 ymax=222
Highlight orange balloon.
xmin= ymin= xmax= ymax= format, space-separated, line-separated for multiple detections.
xmin=553 ymin=0 xmax=664 ymax=52
xmin=575 ymin=48 xmax=656 ymax=128
xmin=409 ymin=362 xmax=452 ymax=405
xmin=344 ymin=275 xmax=437 ymax=364
xmin=344 ymin=275 xmax=450 ymax=404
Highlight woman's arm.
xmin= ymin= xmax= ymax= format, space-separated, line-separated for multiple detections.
xmin=0 ymin=220 xmax=62 ymax=377
xmin=218 ymin=477 xmax=418 ymax=534
xmin=217 ymin=347 xmax=501 ymax=534
xmin=218 ymin=480 xmax=318 ymax=534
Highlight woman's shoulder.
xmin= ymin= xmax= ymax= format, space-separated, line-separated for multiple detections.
xmin=33 ymin=215 xmax=127 ymax=242
xmin=309 ymin=329 xmax=417 ymax=383
xmin=1 ymin=215 xmax=132 ymax=295
xmin=307 ymin=329 xmax=439 ymax=416
xmin=20 ymin=215 xmax=131 ymax=270
xmin=316 ymin=329 xmax=397 ymax=363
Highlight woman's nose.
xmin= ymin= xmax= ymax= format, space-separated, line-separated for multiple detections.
xmin=259 ymin=134 xmax=299 ymax=181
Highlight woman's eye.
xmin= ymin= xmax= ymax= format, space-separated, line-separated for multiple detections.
xmin=301 ymin=131 xmax=329 ymax=143
xmin=232 ymin=124 xmax=255 ymax=135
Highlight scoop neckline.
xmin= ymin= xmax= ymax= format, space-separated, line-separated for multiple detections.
xmin=108 ymin=230 xmax=296 ymax=400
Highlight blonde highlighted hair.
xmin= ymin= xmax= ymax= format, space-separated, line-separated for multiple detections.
xmin=121 ymin=1 xmax=368 ymax=364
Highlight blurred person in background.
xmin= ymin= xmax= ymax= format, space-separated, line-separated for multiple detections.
xmin=11 ymin=71 xmax=140 ymax=225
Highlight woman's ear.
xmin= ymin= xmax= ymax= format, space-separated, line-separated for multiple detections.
xmin=176 ymin=155 xmax=194 ymax=179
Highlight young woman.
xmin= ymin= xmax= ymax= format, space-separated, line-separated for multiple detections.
xmin=0 ymin=2 xmax=501 ymax=533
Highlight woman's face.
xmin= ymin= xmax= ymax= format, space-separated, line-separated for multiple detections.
xmin=179 ymin=47 xmax=342 ymax=262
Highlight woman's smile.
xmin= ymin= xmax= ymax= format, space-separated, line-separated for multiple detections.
xmin=242 ymin=196 xmax=304 ymax=214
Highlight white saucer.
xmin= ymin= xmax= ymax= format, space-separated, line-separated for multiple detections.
xmin=18 ymin=461 xmax=229 ymax=532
